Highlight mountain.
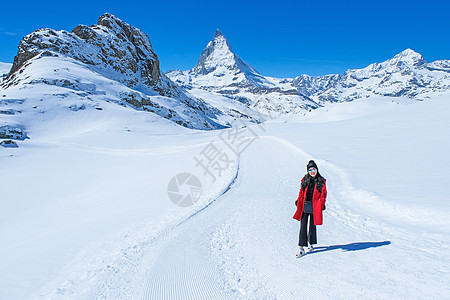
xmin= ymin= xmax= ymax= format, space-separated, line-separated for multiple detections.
xmin=292 ymin=74 xmax=340 ymax=97
xmin=3 ymin=15 xmax=449 ymax=148
xmin=182 ymin=29 xmax=273 ymax=90
xmin=166 ymin=30 xmax=319 ymax=119
xmin=0 ymin=62 xmax=12 ymax=75
xmin=0 ymin=13 xmax=228 ymax=135
xmin=168 ymin=32 xmax=450 ymax=118
xmin=294 ymin=49 xmax=450 ymax=103
xmin=169 ymin=34 xmax=450 ymax=107
xmin=192 ymin=30 xmax=258 ymax=77
xmin=0 ymin=62 xmax=12 ymax=83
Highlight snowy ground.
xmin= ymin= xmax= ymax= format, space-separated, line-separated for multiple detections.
xmin=1 ymin=95 xmax=449 ymax=299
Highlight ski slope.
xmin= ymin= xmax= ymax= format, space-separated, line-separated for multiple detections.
xmin=1 ymin=96 xmax=449 ymax=298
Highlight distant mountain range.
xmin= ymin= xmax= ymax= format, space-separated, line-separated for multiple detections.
xmin=301 ymin=49 xmax=450 ymax=103
xmin=1 ymin=13 xmax=450 ymax=141
xmin=166 ymin=29 xmax=318 ymax=118
xmin=167 ymin=31 xmax=450 ymax=108
xmin=0 ymin=62 xmax=11 ymax=74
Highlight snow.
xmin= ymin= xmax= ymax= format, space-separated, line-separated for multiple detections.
xmin=387 ymin=48 xmax=426 ymax=67
xmin=1 ymin=93 xmax=449 ymax=298
xmin=0 ymin=55 xmax=226 ymax=130
xmin=271 ymin=96 xmax=450 ymax=231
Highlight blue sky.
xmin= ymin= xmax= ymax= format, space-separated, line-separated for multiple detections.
xmin=0 ymin=0 xmax=449 ymax=77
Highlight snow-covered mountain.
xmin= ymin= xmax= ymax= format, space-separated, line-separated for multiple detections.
xmin=166 ymin=30 xmax=319 ymax=118
xmin=293 ymin=49 xmax=450 ymax=103
xmin=292 ymin=74 xmax=340 ymax=98
xmin=2 ymin=14 xmax=450 ymax=150
xmin=167 ymin=31 xmax=450 ymax=116
xmin=0 ymin=13 xmax=228 ymax=136
xmin=170 ymin=29 xmax=276 ymax=91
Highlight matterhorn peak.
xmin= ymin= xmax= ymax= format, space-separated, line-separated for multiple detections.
xmin=214 ymin=29 xmax=224 ymax=38
xmin=192 ymin=30 xmax=236 ymax=74
xmin=208 ymin=29 xmax=232 ymax=52
xmin=192 ymin=29 xmax=259 ymax=77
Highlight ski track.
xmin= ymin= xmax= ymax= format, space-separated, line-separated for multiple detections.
xmin=37 ymin=133 xmax=450 ymax=299
xmin=136 ymin=136 xmax=368 ymax=299
xmin=137 ymin=158 xmax=242 ymax=299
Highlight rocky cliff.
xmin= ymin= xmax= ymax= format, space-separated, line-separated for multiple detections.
xmin=1 ymin=13 xmax=226 ymax=130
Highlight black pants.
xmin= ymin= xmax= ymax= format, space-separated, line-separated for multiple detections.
xmin=298 ymin=213 xmax=317 ymax=247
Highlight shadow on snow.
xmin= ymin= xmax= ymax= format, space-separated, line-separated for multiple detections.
xmin=311 ymin=241 xmax=391 ymax=254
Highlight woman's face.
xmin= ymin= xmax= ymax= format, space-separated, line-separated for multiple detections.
xmin=308 ymin=167 xmax=317 ymax=178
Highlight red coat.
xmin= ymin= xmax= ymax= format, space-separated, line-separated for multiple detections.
xmin=293 ymin=177 xmax=327 ymax=225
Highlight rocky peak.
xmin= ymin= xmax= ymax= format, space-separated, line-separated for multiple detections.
xmin=5 ymin=13 xmax=175 ymax=95
xmin=96 ymin=13 xmax=154 ymax=51
xmin=2 ymin=14 xmax=227 ymax=130
xmin=214 ymin=29 xmax=224 ymax=38
xmin=98 ymin=13 xmax=132 ymax=31
xmin=191 ymin=29 xmax=260 ymax=78
xmin=193 ymin=29 xmax=236 ymax=74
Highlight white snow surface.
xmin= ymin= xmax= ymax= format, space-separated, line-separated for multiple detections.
xmin=1 ymin=95 xmax=449 ymax=299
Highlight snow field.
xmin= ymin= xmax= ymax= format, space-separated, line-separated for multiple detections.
xmin=0 ymin=95 xmax=449 ymax=298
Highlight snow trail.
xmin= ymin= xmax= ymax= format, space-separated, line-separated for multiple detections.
xmin=136 ymin=135 xmax=449 ymax=298
xmin=132 ymin=137 xmax=343 ymax=298
xmin=7 ymin=120 xmax=449 ymax=299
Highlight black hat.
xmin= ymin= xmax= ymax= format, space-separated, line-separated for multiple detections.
xmin=307 ymin=160 xmax=318 ymax=171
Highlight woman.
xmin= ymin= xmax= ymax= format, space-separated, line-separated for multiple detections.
xmin=293 ymin=160 xmax=327 ymax=258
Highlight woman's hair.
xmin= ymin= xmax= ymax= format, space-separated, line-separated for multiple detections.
xmin=301 ymin=171 xmax=325 ymax=193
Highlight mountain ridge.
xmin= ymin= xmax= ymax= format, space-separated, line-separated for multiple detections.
xmin=167 ymin=29 xmax=450 ymax=116
xmin=309 ymin=48 xmax=450 ymax=103
xmin=166 ymin=30 xmax=319 ymax=118
xmin=2 ymin=14 xmax=450 ymax=149
xmin=1 ymin=13 xmax=230 ymax=133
